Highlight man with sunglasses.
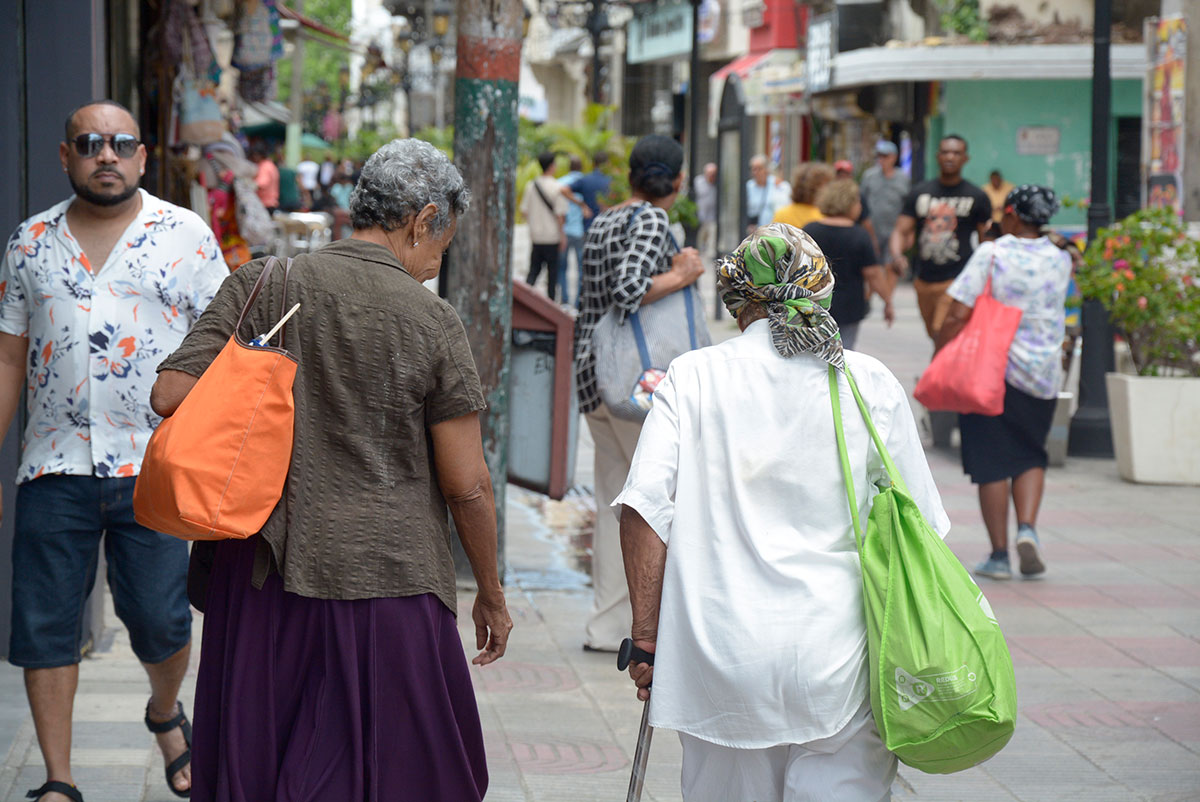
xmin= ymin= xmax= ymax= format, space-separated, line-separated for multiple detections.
xmin=0 ymin=100 xmax=228 ymax=802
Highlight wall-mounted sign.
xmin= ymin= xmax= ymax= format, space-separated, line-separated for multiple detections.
xmin=807 ymin=14 xmax=835 ymax=94
xmin=1016 ymin=126 xmax=1061 ymax=156
xmin=628 ymin=2 xmax=693 ymax=64
xmin=698 ymin=0 xmax=720 ymax=44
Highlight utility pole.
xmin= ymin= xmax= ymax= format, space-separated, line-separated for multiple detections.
xmin=588 ymin=0 xmax=605 ymax=103
xmin=687 ymin=0 xmax=701 ymax=204
xmin=285 ymin=0 xmax=305 ymax=167
xmin=1069 ymin=0 xmax=1115 ymax=457
xmin=446 ymin=0 xmax=522 ymax=579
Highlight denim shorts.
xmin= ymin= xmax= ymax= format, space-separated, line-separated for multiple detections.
xmin=9 ymin=474 xmax=192 ymax=668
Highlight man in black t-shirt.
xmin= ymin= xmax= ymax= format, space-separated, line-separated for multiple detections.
xmin=889 ymin=135 xmax=992 ymax=340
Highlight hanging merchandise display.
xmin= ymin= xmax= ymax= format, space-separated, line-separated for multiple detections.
xmin=234 ymin=0 xmax=285 ymax=103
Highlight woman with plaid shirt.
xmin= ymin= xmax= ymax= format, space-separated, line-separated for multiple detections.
xmin=572 ymin=136 xmax=705 ymax=652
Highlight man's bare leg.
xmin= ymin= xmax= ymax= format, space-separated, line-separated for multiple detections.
xmin=25 ymin=665 xmax=79 ymax=802
xmin=143 ymin=643 xmax=192 ymax=795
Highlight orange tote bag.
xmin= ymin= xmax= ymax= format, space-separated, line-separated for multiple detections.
xmin=135 ymin=257 xmax=298 ymax=540
xmin=914 ymin=265 xmax=1022 ymax=417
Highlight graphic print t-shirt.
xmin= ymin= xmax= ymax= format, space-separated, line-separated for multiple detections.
xmin=901 ymin=179 xmax=992 ymax=283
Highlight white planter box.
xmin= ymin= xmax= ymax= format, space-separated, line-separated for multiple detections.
xmin=1106 ymin=373 xmax=1200 ymax=485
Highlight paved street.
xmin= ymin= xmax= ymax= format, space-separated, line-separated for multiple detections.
xmin=1 ymin=274 xmax=1198 ymax=801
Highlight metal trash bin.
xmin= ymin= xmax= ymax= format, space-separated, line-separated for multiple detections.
xmin=508 ymin=282 xmax=578 ymax=500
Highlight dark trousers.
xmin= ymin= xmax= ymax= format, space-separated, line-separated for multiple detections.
xmin=526 ymin=242 xmax=559 ymax=299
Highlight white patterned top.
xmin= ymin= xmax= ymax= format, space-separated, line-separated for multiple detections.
xmin=948 ymin=235 xmax=1073 ymax=400
xmin=0 ymin=189 xmax=228 ymax=482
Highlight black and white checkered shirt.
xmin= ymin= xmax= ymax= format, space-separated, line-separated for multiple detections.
xmin=573 ymin=201 xmax=676 ymax=414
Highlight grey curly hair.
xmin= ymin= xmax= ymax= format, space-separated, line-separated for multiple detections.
xmin=349 ymin=139 xmax=470 ymax=233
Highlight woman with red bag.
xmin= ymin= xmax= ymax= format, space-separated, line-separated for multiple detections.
xmin=936 ymin=186 xmax=1072 ymax=581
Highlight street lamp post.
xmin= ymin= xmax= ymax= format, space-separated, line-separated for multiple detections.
xmin=687 ymin=0 xmax=701 ymax=198
xmin=1068 ymin=0 xmax=1116 ymax=457
xmin=586 ymin=0 xmax=607 ymax=103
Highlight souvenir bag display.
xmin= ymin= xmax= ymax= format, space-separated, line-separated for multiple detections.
xmin=135 ymin=258 xmax=299 ymax=540
xmin=914 ymin=251 xmax=1022 ymax=416
xmin=174 ymin=11 xmax=227 ymax=146
xmin=591 ymin=205 xmax=711 ymax=421
xmin=830 ymin=365 xmax=1017 ymax=774
xmin=233 ymin=0 xmax=283 ymax=102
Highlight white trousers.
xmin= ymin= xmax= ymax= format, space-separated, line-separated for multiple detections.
xmin=678 ymin=704 xmax=897 ymax=802
xmin=583 ymin=406 xmax=645 ymax=651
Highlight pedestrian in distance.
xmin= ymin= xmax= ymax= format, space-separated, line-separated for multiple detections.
xmin=835 ymin=158 xmax=879 ymax=257
xmin=803 ymin=178 xmax=895 ymax=350
xmin=617 ymin=223 xmax=949 ymax=802
xmin=772 ymin=161 xmax=835 ymax=230
xmin=983 ymin=169 xmax=1015 ymax=225
xmin=295 ymin=154 xmax=320 ymax=210
xmin=573 ymin=135 xmax=705 ymax=653
xmin=557 ymin=154 xmax=589 ymax=307
xmin=889 ymin=134 xmax=993 ymax=341
xmin=520 ymin=151 xmax=569 ymax=300
xmin=151 ymin=139 xmax=513 ymax=801
xmin=0 ymin=99 xmax=229 ymax=802
xmin=249 ymin=143 xmax=279 ymax=213
xmin=744 ymin=154 xmax=780 ymax=233
xmin=860 ymin=140 xmax=911 ymax=291
xmin=574 ymin=150 xmax=614 ymax=230
xmin=936 ymin=185 xmax=1070 ymax=581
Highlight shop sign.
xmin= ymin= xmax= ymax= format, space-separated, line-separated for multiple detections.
xmin=807 ymin=14 xmax=835 ymax=93
xmin=628 ymin=2 xmax=694 ymax=64
xmin=698 ymin=0 xmax=720 ymax=44
xmin=1015 ymin=126 xmax=1060 ymax=156
xmin=1144 ymin=15 xmax=1186 ymax=214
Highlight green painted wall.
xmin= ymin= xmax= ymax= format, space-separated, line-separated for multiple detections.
xmin=930 ymin=79 xmax=1142 ymax=227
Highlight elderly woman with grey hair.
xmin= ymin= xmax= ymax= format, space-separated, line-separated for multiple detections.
xmin=150 ymin=139 xmax=512 ymax=801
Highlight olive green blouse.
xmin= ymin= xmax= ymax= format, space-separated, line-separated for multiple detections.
xmin=158 ymin=238 xmax=486 ymax=610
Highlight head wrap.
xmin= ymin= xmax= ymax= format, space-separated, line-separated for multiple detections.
xmin=1004 ymin=185 xmax=1059 ymax=226
xmin=716 ymin=223 xmax=844 ymax=368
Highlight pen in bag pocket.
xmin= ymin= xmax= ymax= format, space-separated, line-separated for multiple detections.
xmin=250 ymin=303 xmax=301 ymax=348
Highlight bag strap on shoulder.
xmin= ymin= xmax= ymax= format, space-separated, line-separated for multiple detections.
xmin=829 ymin=365 xmax=911 ymax=547
xmin=623 ymin=202 xmax=697 ymax=369
xmin=237 ymin=256 xmax=293 ymax=348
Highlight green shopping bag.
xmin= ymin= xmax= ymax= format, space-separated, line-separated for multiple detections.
xmin=829 ymin=366 xmax=1017 ymax=774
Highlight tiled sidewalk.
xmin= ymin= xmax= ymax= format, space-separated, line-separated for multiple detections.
xmin=1 ymin=283 xmax=1197 ymax=801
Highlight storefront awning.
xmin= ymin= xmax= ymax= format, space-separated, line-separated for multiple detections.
xmin=708 ymin=49 xmax=803 ymax=136
xmin=822 ymin=43 xmax=1147 ymax=91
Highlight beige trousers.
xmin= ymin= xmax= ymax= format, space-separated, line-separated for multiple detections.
xmin=912 ymin=277 xmax=956 ymax=341
xmin=583 ymin=405 xmax=645 ymax=651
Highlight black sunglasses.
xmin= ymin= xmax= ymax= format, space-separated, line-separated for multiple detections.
xmin=71 ymin=133 xmax=141 ymax=159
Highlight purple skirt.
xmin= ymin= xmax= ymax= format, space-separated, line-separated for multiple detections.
xmin=190 ymin=536 xmax=487 ymax=802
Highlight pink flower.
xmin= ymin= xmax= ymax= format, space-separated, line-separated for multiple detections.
xmin=1137 ymin=296 xmax=1148 ymax=309
xmin=1113 ymin=259 xmax=1129 ymax=270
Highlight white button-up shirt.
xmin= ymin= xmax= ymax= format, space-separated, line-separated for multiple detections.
xmin=0 ymin=189 xmax=227 ymax=482
xmin=614 ymin=320 xmax=950 ymax=749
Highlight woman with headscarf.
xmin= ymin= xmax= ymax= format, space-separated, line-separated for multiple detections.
xmin=615 ymin=224 xmax=949 ymax=801
xmin=937 ymin=185 xmax=1072 ymax=581
xmin=150 ymin=139 xmax=512 ymax=801
xmin=573 ymin=135 xmax=706 ymax=653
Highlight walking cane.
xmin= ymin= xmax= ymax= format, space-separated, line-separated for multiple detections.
xmin=617 ymin=638 xmax=656 ymax=802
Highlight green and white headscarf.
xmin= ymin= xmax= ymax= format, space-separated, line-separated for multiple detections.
xmin=716 ymin=223 xmax=843 ymax=369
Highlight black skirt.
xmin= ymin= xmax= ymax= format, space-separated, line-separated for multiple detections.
xmin=959 ymin=382 xmax=1057 ymax=484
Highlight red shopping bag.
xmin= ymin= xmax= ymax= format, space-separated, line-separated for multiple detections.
xmin=914 ymin=277 xmax=1022 ymax=416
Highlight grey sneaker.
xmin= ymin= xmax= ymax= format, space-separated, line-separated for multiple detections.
xmin=1016 ymin=527 xmax=1046 ymax=578
xmin=974 ymin=556 xmax=1013 ymax=580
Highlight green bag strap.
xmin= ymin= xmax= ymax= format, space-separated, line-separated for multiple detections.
xmin=829 ymin=365 xmax=864 ymax=550
xmin=828 ymin=365 xmax=913 ymax=548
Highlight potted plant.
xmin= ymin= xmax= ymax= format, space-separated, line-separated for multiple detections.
xmin=1076 ymin=206 xmax=1200 ymax=484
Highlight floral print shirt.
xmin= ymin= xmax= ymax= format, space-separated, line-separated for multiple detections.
xmin=0 ymin=189 xmax=228 ymax=483
xmin=947 ymin=235 xmax=1073 ymax=400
